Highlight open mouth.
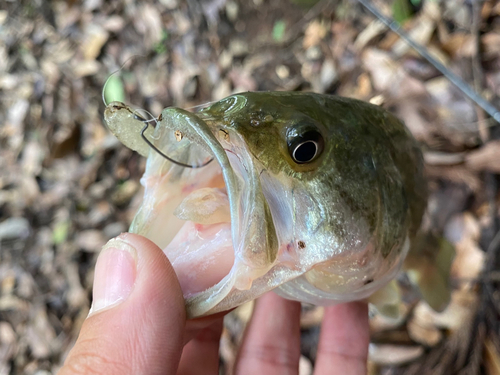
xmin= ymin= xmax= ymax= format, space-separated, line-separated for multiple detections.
xmin=128 ymin=107 xmax=284 ymax=316
xmin=104 ymin=101 xmax=297 ymax=317
xmin=129 ymin=110 xmax=235 ymax=285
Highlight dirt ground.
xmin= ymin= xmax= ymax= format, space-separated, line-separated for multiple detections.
xmin=1 ymin=0 xmax=500 ymax=374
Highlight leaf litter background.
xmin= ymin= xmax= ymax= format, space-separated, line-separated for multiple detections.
xmin=1 ymin=0 xmax=500 ymax=374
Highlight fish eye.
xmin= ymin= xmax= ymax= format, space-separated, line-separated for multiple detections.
xmin=288 ymin=130 xmax=324 ymax=164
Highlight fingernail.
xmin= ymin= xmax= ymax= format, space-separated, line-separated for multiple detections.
xmin=89 ymin=238 xmax=137 ymax=315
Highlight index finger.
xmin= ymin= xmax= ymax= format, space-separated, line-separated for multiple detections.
xmin=314 ymin=302 xmax=369 ymax=375
xmin=235 ymin=292 xmax=302 ymax=375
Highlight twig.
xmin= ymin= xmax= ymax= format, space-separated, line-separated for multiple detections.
xmin=356 ymin=0 xmax=500 ymax=124
xmin=471 ymin=0 xmax=489 ymax=142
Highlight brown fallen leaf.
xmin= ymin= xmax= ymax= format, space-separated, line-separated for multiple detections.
xmin=0 ymin=321 xmax=17 ymax=365
xmin=303 ymin=19 xmax=328 ymax=49
xmin=482 ymin=32 xmax=500 ymax=59
xmin=81 ymin=24 xmax=109 ymax=61
xmin=407 ymin=317 xmax=443 ymax=347
xmin=75 ymin=230 xmax=107 ymax=252
xmin=72 ymin=60 xmax=101 ymax=78
xmin=233 ymin=300 xmax=254 ymax=324
xmin=445 ymin=213 xmax=486 ymax=283
xmin=465 ymin=140 xmax=500 ymax=173
xmin=392 ymin=17 xmax=435 ymax=58
xmin=441 ymin=32 xmax=476 ymax=58
xmin=362 ymin=48 xmax=427 ymax=99
xmin=424 ymin=151 xmax=466 ymax=166
xmin=485 ymin=338 xmax=500 ymax=375
xmin=412 ymin=288 xmax=478 ymax=332
xmin=300 ymin=306 xmax=324 ymax=328
xmin=353 ymin=20 xmax=386 ymax=51
xmin=426 ymin=165 xmax=481 ymax=193
xmin=369 ymin=344 xmax=424 ymax=365
xmin=26 ymin=304 xmax=57 ymax=359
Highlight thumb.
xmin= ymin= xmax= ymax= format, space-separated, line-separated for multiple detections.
xmin=60 ymin=233 xmax=186 ymax=375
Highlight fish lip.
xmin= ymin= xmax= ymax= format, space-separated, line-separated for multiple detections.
xmin=107 ymin=101 xmax=127 ymax=109
xmin=106 ymin=101 xmax=136 ymax=115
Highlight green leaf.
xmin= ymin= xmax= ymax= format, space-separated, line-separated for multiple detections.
xmin=392 ymin=0 xmax=414 ymax=25
xmin=103 ymin=74 xmax=125 ymax=104
xmin=154 ymin=30 xmax=169 ymax=54
xmin=52 ymin=221 xmax=70 ymax=245
xmin=289 ymin=0 xmax=320 ymax=6
xmin=272 ymin=20 xmax=286 ymax=42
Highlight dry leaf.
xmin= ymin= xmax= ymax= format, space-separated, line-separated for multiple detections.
xmin=300 ymin=306 xmax=324 ymax=328
xmin=445 ymin=213 xmax=485 ymax=282
xmin=392 ymin=18 xmax=435 ymax=57
xmin=73 ymin=60 xmax=101 ymax=77
xmin=426 ymin=165 xmax=481 ymax=192
xmin=75 ymin=230 xmax=106 ymax=252
xmin=303 ymin=20 xmax=328 ymax=49
xmin=354 ymin=20 xmax=386 ymax=51
xmin=369 ymin=344 xmax=424 ymax=365
xmin=407 ymin=316 xmax=443 ymax=346
xmin=233 ymin=300 xmax=254 ymax=324
xmin=412 ymin=288 xmax=477 ymax=332
xmin=81 ymin=24 xmax=108 ymax=60
xmin=363 ymin=48 xmax=427 ymax=98
xmin=135 ymin=4 xmax=163 ymax=47
xmin=442 ymin=32 xmax=476 ymax=58
xmin=466 ymin=140 xmax=500 ymax=173
xmin=26 ymin=305 xmax=57 ymax=359
xmin=485 ymin=339 xmax=500 ymax=375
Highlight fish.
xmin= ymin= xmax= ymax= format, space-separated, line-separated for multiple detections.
xmin=104 ymin=92 xmax=454 ymax=319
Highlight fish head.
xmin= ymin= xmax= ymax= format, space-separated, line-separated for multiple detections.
xmin=104 ymin=92 xmax=424 ymax=318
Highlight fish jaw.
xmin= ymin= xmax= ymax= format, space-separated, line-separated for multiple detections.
xmin=121 ymin=106 xmax=283 ymax=317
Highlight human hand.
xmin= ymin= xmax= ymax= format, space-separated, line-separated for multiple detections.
xmin=59 ymin=233 xmax=369 ymax=375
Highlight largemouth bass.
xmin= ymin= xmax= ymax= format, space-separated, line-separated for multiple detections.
xmin=104 ymin=92 xmax=454 ymax=318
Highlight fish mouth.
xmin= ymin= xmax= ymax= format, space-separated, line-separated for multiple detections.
xmin=129 ymin=108 xmax=282 ymax=317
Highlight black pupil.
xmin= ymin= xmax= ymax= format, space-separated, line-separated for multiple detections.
xmin=294 ymin=141 xmax=317 ymax=163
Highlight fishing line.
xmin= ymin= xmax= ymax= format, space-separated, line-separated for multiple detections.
xmin=131 ymin=107 xmax=159 ymax=127
xmin=184 ymin=100 xmax=218 ymax=112
xmin=102 ymin=54 xmax=147 ymax=107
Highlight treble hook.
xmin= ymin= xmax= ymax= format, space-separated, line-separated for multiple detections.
xmin=136 ymin=114 xmax=214 ymax=169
